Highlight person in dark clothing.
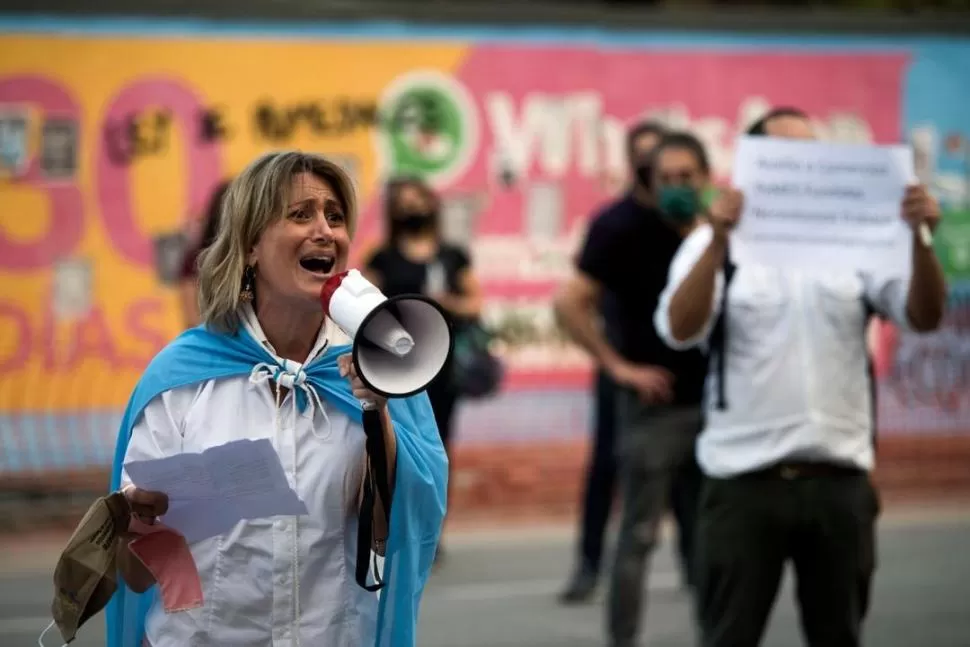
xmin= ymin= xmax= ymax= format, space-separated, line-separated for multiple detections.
xmin=554 ymin=130 xmax=711 ymax=647
xmin=363 ymin=176 xmax=483 ymax=562
xmin=178 ymin=180 xmax=232 ymax=328
xmin=558 ymin=121 xmax=668 ymax=604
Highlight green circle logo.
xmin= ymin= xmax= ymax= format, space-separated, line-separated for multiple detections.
xmin=376 ymin=71 xmax=478 ymax=186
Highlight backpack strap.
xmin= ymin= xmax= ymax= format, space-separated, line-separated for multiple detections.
xmin=862 ymin=296 xmax=883 ymax=453
xmin=709 ymin=250 xmax=738 ymax=411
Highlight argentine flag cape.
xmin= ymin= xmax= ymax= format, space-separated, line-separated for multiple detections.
xmin=105 ymin=324 xmax=448 ymax=647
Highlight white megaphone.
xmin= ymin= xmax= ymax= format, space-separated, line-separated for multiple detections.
xmin=320 ymin=269 xmax=454 ymax=400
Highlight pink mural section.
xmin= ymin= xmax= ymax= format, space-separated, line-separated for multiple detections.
xmin=450 ymin=48 xmax=907 ymax=239
xmin=357 ymin=48 xmax=908 ymax=390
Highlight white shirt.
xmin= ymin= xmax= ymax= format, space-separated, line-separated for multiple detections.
xmin=122 ymin=306 xmax=378 ymax=647
xmin=654 ymin=224 xmax=913 ymax=478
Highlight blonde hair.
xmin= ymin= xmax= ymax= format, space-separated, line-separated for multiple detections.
xmin=197 ymin=151 xmax=358 ymax=333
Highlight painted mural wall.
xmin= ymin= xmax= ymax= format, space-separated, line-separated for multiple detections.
xmin=1 ymin=19 xmax=968 ymax=472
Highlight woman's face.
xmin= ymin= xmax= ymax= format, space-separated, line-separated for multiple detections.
xmin=390 ymin=184 xmax=436 ymax=236
xmin=395 ymin=184 xmax=432 ymax=213
xmin=249 ymin=171 xmax=351 ymax=310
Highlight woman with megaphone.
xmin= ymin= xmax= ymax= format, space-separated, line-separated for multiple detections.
xmin=103 ymin=152 xmax=447 ymax=647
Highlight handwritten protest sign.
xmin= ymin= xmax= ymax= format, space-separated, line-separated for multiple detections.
xmin=729 ymin=136 xmax=915 ymax=275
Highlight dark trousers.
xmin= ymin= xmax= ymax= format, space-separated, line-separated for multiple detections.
xmin=576 ymin=374 xmax=700 ymax=578
xmin=426 ymin=373 xmax=458 ymax=532
xmin=426 ymin=375 xmax=458 ymax=451
xmin=577 ymin=371 xmax=619 ymax=573
xmin=670 ymin=444 xmax=703 ymax=588
xmin=608 ymin=394 xmax=703 ymax=646
xmin=695 ymin=467 xmax=879 ymax=647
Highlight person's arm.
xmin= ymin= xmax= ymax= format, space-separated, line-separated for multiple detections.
xmin=656 ymin=188 xmax=742 ymax=348
xmin=361 ymin=248 xmax=384 ymax=290
xmin=116 ymin=391 xmax=187 ymax=592
xmin=178 ymin=279 xmax=202 ymax=328
xmin=176 ymin=247 xmax=202 ymax=328
xmin=864 ymin=239 xmax=946 ymax=334
xmin=553 ymin=217 xmax=626 ymax=374
xmin=902 ymin=186 xmax=947 ymax=332
xmin=434 ymin=248 xmax=483 ymax=319
xmin=905 ymin=233 xmax=947 ymax=332
xmin=657 ymin=224 xmax=727 ymax=348
xmin=554 ymin=271 xmax=626 ymax=375
xmin=865 ymin=186 xmax=947 ymax=334
xmin=556 ymin=215 xmax=676 ymax=402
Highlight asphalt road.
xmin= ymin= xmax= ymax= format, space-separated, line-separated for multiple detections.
xmin=3 ymin=512 xmax=969 ymax=647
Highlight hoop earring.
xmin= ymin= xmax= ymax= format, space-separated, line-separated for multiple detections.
xmin=240 ymin=265 xmax=256 ymax=303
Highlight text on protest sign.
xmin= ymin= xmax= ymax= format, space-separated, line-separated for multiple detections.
xmin=729 ymin=136 xmax=915 ymax=276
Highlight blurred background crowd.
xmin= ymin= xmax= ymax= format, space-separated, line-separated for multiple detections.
xmin=1 ymin=1 xmax=969 ymax=646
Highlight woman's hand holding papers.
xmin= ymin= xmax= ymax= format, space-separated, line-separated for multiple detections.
xmin=124 ymin=486 xmax=169 ymax=524
xmin=116 ymin=487 xmax=170 ymax=593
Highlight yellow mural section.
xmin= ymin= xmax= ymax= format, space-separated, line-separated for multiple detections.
xmin=0 ymin=35 xmax=468 ymax=411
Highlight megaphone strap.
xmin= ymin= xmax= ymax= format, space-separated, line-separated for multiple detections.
xmin=355 ymin=408 xmax=393 ymax=592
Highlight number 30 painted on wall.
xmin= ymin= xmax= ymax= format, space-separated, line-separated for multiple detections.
xmin=0 ymin=74 xmax=224 ymax=270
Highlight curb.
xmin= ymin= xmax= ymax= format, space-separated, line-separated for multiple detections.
xmin=3 ymin=502 xmax=968 ymax=577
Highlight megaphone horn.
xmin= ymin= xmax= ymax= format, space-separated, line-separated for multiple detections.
xmin=321 ymin=269 xmax=454 ymax=400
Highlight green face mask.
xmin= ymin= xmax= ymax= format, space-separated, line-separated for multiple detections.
xmin=658 ymin=185 xmax=701 ymax=223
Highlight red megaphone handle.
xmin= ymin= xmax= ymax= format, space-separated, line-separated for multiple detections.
xmin=320 ymin=270 xmax=349 ymax=318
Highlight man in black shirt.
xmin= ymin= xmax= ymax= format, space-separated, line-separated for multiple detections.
xmin=554 ymin=131 xmax=711 ymax=647
xmin=558 ymin=121 xmax=667 ymax=605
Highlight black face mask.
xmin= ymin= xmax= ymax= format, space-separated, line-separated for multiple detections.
xmin=634 ymin=161 xmax=653 ymax=192
xmin=391 ymin=210 xmax=435 ymax=237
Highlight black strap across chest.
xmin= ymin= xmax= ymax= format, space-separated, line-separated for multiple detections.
xmin=355 ymin=408 xmax=393 ymax=592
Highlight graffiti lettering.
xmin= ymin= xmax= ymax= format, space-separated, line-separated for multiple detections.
xmin=40 ymin=118 xmax=79 ymax=180
xmin=103 ymin=109 xmax=172 ymax=166
xmin=0 ymin=75 xmax=85 ymax=270
xmin=0 ymin=112 xmax=29 ymax=175
xmin=0 ymin=301 xmax=31 ymax=371
xmin=487 ymin=92 xmax=606 ymax=182
xmin=253 ymin=98 xmax=379 ymax=141
xmin=104 ymin=106 xmax=230 ymax=162
xmin=482 ymin=91 xmax=884 ymax=185
xmin=97 ymin=78 xmax=224 ymax=267
xmin=2 ymin=75 xmax=224 ymax=271
xmin=199 ymin=106 xmax=231 ymax=143
xmin=0 ymin=297 xmax=170 ymax=374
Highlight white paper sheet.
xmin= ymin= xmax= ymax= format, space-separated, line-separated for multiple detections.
xmin=124 ymin=438 xmax=309 ymax=543
xmin=729 ymin=136 xmax=916 ymax=276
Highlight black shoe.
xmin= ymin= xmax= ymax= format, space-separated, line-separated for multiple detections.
xmin=558 ymin=564 xmax=598 ymax=604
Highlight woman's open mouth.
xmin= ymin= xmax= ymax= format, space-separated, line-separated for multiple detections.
xmin=299 ymin=255 xmax=336 ymax=277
